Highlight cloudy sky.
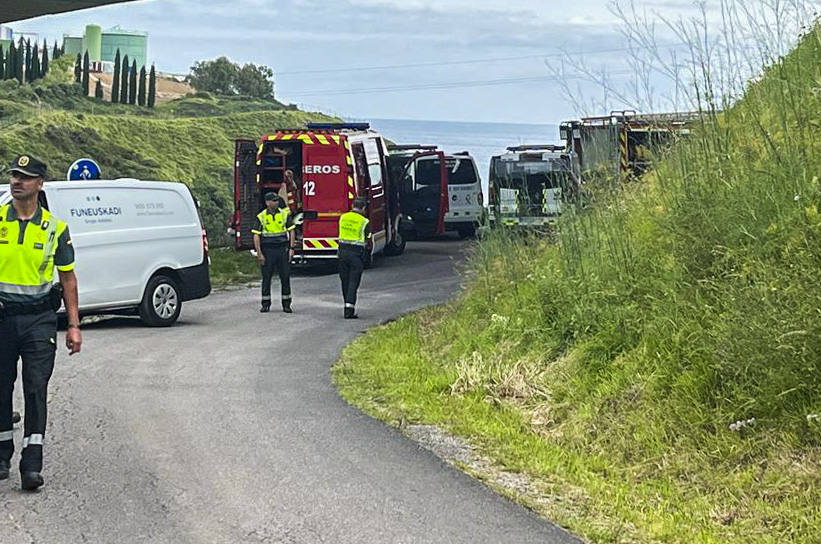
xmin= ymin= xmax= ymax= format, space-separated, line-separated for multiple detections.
xmin=9 ymin=0 xmax=812 ymax=124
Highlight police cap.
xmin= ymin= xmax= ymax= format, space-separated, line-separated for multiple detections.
xmin=9 ymin=154 xmax=47 ymax=178
xmin=353 ymin=196 xmax=368 ymax=210
xmin=264 ymin=191 xmax=277 ymax=201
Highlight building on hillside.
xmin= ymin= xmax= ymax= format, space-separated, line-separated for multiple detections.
xmin=63 ymin=24 xmax=148 ymax=72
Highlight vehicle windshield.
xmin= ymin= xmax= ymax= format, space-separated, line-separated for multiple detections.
xmin=492 ymin=158 xmax=572 ymax=190
xmin=416 ymin=157 xmax=478 ymax=186
xmin=0 ymin=185 xmax=8 ymax=202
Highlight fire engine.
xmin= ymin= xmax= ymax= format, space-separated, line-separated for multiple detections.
xmin=560 ymin=110 xmax=700 ymax=180
xmin=231 ymin=122 xmax=449 ymax=265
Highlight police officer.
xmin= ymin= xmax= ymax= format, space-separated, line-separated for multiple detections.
xmin=0 ymin=154 xmax=82 ymax=491
xmin=252 ymin=192 xmax=295 ymax=313
xmin=337 ymin=197 xmax=372 ymax=319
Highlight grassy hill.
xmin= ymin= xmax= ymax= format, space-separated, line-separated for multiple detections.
xmin=334 ymin=26 xmax=821 ymax=544
xmin=0 ymin=55 xmax=335 ymax=246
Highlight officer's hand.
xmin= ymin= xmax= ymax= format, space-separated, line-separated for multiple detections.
xmin=289 ymin=249 xmax=295 ymax=260
xmin=258 ymin=254 xmax=265 ymax=265
xmin=66 ymin=328 xmax=82 ymax=355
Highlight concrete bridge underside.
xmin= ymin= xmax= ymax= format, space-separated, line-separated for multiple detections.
xmin=2 ymin=1 xmax=139 ymax=24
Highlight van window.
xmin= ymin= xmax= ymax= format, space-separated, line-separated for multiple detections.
xmin=0 ymin=186 xmax=8 ymax=202
xmin=446 ymin=158 xmax=478 ymax=185
xmin=55 ymin=186 xmax=196 ymax=234
xmin=415 ymin=158 xmax=442 ymax=186
xmin=351 ymin=143 xmax=371 ymax=193
xmin=363 ymin=139 xmax=383 ymax=187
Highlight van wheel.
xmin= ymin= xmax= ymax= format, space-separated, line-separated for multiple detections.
xmin=139 ymin=275 xmax=182 ymax=327
xmin=384 ymin=231 xmax=406 ymax=256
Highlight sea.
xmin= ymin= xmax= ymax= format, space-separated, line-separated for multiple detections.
xmin=362 ymin=118 xmax=561 ymax=194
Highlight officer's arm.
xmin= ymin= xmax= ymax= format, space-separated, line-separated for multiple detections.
xmin=286 ymin=214 xmax=296 ymax=248
xmin=58 ymin=269 xmax=80 ymax=328
xmin=251 ymin=216 xmax=262 ymax=256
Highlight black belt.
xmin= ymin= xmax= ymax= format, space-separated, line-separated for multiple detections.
xmin=0 ymin=299 xmax=54 ymax=320
xmin=0 ymin=285 xmax=62 ymax=320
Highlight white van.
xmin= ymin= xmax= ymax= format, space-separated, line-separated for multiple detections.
xmin=390 ymin=147 xmax=484 ymax=238
xmin=0 ymin=179 xmax=211 ymax=326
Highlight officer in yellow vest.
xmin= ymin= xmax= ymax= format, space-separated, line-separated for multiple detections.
xmin=252 ymin=192 xmax=295 ymax=313
xmin=338 ymin=197 xmax=372 ymax=319
xmin=0 ymin=154 xmax=82 ymax=491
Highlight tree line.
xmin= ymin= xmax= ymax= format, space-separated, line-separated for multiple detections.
xmin=0 ymin=38 xmax=62 ymax=83
xmin=74 ymin=48 xmax=157 ymax=107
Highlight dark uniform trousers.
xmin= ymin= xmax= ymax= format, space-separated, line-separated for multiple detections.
xmin=338 ymin=245 xmax=365 ymax=307
xmin=261 ymin=244 xmax=291 ymax=304
xmin=0 ymin=310 xmax=57 ymax=472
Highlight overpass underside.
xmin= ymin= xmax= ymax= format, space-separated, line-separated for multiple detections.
xmin=2 ymin=1 xmax=138 ymax=24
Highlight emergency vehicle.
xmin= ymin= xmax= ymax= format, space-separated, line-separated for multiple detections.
xmin=560 ymin=110 xmax=699 ymax=180
xmin=488 ymin=144 xmax=580 ymax=228
xmin=388 ymin=144 xmax=484 ymax=238
xmin=231 ymin=123 xmax=449 ymax=264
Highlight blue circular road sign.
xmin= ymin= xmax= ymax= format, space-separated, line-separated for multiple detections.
xmin=67 ymin=158 xmax=102 ymax=181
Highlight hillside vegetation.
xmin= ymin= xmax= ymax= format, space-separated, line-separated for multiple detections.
xmin=335 ymin=26 xmax=821 ymax=543
xmin=0 ymin=55 xmax=334 ymax=245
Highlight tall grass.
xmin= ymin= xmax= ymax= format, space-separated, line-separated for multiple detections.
xmin=337 ymin=7 xmax=821 ymax=542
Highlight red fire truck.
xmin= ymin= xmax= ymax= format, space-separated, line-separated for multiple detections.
xmin=231 ymin=122 xmax=449 ymax=265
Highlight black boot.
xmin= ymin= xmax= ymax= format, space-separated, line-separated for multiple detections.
xmin=12 ymin=411 xmax=20 ymax=424
xmin=0 ymin=459 xmax=9 ymax=480
xmin=260 ymin=301 xmax=271 ymax=313
xmin=21 ymin=471 xmax=44 ymax=491
xmin=282 ymin=299 xmax=293 ymax=313
xmin=344 ymin=307 xmax=358 ymax=319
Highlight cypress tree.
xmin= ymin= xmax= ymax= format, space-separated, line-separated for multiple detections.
xmin=95 ymin=79 xmax=103 ymax=99
xmin=30 ymin=42 xmax=40 ymax=82
xmin=111 ymin=49 xmax=121 ymax=103
xmin=7 ymin=42 xmax=16 ymax=81
xmin=52 ymin=41 xmax=59 ymax=60
xmin=120 ymin=54 xmax=129 ymax=103
xmin=15 ymin=44 xmax=23 ymax=83
xmin=0 ymin=45 xmax=4 ymax=80
xmin=24 ymin=40 xmax=32 ymax=83
xmin=74 ymin=53 xmax=82 ymax=83
xmin=137 ymin=65 xmax=147 ymax=106
xmin=82 ymin=51 xmax=90 ymax=95
xmin=148 ymin=64 xmax=156 ymax=108
xmin=128 ymin=60 xmax=137 ymax=105
xmin=40 ymin=41 xmax=49 ymax=78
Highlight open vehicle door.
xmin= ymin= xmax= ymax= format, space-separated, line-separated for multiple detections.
xmin=395 ymin=151 xmax=448 ymax=237
xmin=233 ymin=139 xmax=259 ymax=250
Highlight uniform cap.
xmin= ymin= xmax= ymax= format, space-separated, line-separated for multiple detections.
xmin=264 ymin=192 xmax=277 ymax=201
xmin=9 ymin=154 xmax=47 ymax=178
xmin=353 ymin=196 xmax=368 ymax=209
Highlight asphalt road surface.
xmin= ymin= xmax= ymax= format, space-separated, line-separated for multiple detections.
xmin=1 ymin=239 xmax=582 ymax=544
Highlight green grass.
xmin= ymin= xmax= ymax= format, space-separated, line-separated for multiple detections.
xmin=0 ymin=56 xmax=336 ymax=248
xmin=334 ymin=26 xmax=821 ymax=544
xmin=209 ymin=247 xmax=260 ymax=286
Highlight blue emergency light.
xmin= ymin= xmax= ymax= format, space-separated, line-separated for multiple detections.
xmin=306 ymin=122 xmax=371 ymax=131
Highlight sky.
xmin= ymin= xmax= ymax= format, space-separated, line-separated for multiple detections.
xmin=8 ymin=0 xmax=815 ymax=124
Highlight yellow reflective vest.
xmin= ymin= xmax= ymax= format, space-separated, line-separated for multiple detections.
xmin=0 ymin=204 xmax=72 ymax=302
xmin=252 ymin=208 xmax=292 ymax=243
xmin=338 ymin=211 xmax=370 ymax=247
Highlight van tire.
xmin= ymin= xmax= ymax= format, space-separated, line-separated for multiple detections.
xmin=384 ymin=231 xmax=406 ymax=256
xmin=139 ymin=275 xmax=182 ymax=327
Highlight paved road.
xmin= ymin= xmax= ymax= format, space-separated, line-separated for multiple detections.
xmin=1 ymin=239 xmax=581 ymax=544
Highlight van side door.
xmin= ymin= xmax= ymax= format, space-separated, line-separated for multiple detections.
xmin=398 ymin=151 xmax=448 ymax=237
